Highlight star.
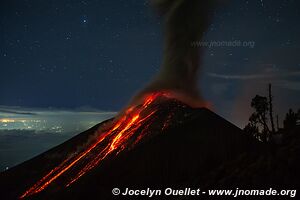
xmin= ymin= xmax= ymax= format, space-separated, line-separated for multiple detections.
xmin=81 ymin=15 xmax=88 ymax=24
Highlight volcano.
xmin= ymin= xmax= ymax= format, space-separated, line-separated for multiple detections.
xmin=0 ymin=93 xmax=269 ymax=199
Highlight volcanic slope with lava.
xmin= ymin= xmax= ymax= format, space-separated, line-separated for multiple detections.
xmin=1 ymin=93 xmax=261 ymax=199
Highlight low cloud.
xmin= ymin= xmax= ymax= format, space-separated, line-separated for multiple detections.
xmin=207 ymin=70 xmax=300 ymax=80
xmin=273 ymin=80 xmax=300 ymax=91
xmin=0 ymin=105 xmax=116 ymax=133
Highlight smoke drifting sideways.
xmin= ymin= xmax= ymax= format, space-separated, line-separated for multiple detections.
xmin=132 ymin=0 xmax=228 ymax=108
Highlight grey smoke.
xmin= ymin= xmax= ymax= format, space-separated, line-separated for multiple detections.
xmin=133 ymin=0 xmax=226 ymax=107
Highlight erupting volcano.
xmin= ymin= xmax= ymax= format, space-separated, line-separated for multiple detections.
xmin=1 ymin=92 xmax=265 ymax=200
xmin=3 ymin=1 xmax=299 ymax=199
xmin=2 ymin=1 xmax=237 ymax=199
xmin=0 ymin=0 xmax=299 ymax=198
xmin=1 ymin=94 xmax=300 ymax=200
xmin=20 ymin=92 xmax=183 ymax=198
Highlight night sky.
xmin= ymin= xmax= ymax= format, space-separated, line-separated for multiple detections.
xmin=1 ymin=0 xmax=299 ymax=127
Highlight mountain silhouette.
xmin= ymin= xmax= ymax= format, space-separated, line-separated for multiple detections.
xmin=0 ymin=98 xmax=298 ymax=200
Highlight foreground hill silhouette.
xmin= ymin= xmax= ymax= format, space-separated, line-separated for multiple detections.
xmin=0 ymin=98 xmax=298 ymax=200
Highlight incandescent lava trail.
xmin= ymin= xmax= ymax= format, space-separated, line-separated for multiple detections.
xmin=20 ymin=92 xmax=175 ymax=198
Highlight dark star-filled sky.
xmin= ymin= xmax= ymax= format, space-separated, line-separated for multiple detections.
xmin=1 ymin=0 xmax=299 ymax=127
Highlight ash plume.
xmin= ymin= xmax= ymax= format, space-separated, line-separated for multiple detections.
xmin=133 ymin=0 xmax=225 ymax=107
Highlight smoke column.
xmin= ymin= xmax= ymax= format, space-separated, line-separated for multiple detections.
xmin=133 ymin=0 xmax=223 ymax=107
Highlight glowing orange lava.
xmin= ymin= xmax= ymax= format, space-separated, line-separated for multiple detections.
xmin=20 ymin=92 xmax=172 ymax=198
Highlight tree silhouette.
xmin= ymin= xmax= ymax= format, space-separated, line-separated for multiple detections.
xmin=284 ymin=109 xmax=298 ymax=130
xmin=243 ymin=84 xmax=299 ymax=142
xmin=244 ymin=116 xmax=259 ymax=138
xmin=244 ymin=95 xmax=270 ymax=142
xmin=251 ymin=95 xmax=269 ymax=132
xmin=268 ymin=84 xmax=275 ymax=134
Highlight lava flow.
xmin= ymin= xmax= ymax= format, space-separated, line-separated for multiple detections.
xmin=20 ymin=92 xmax=176 ymax=198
